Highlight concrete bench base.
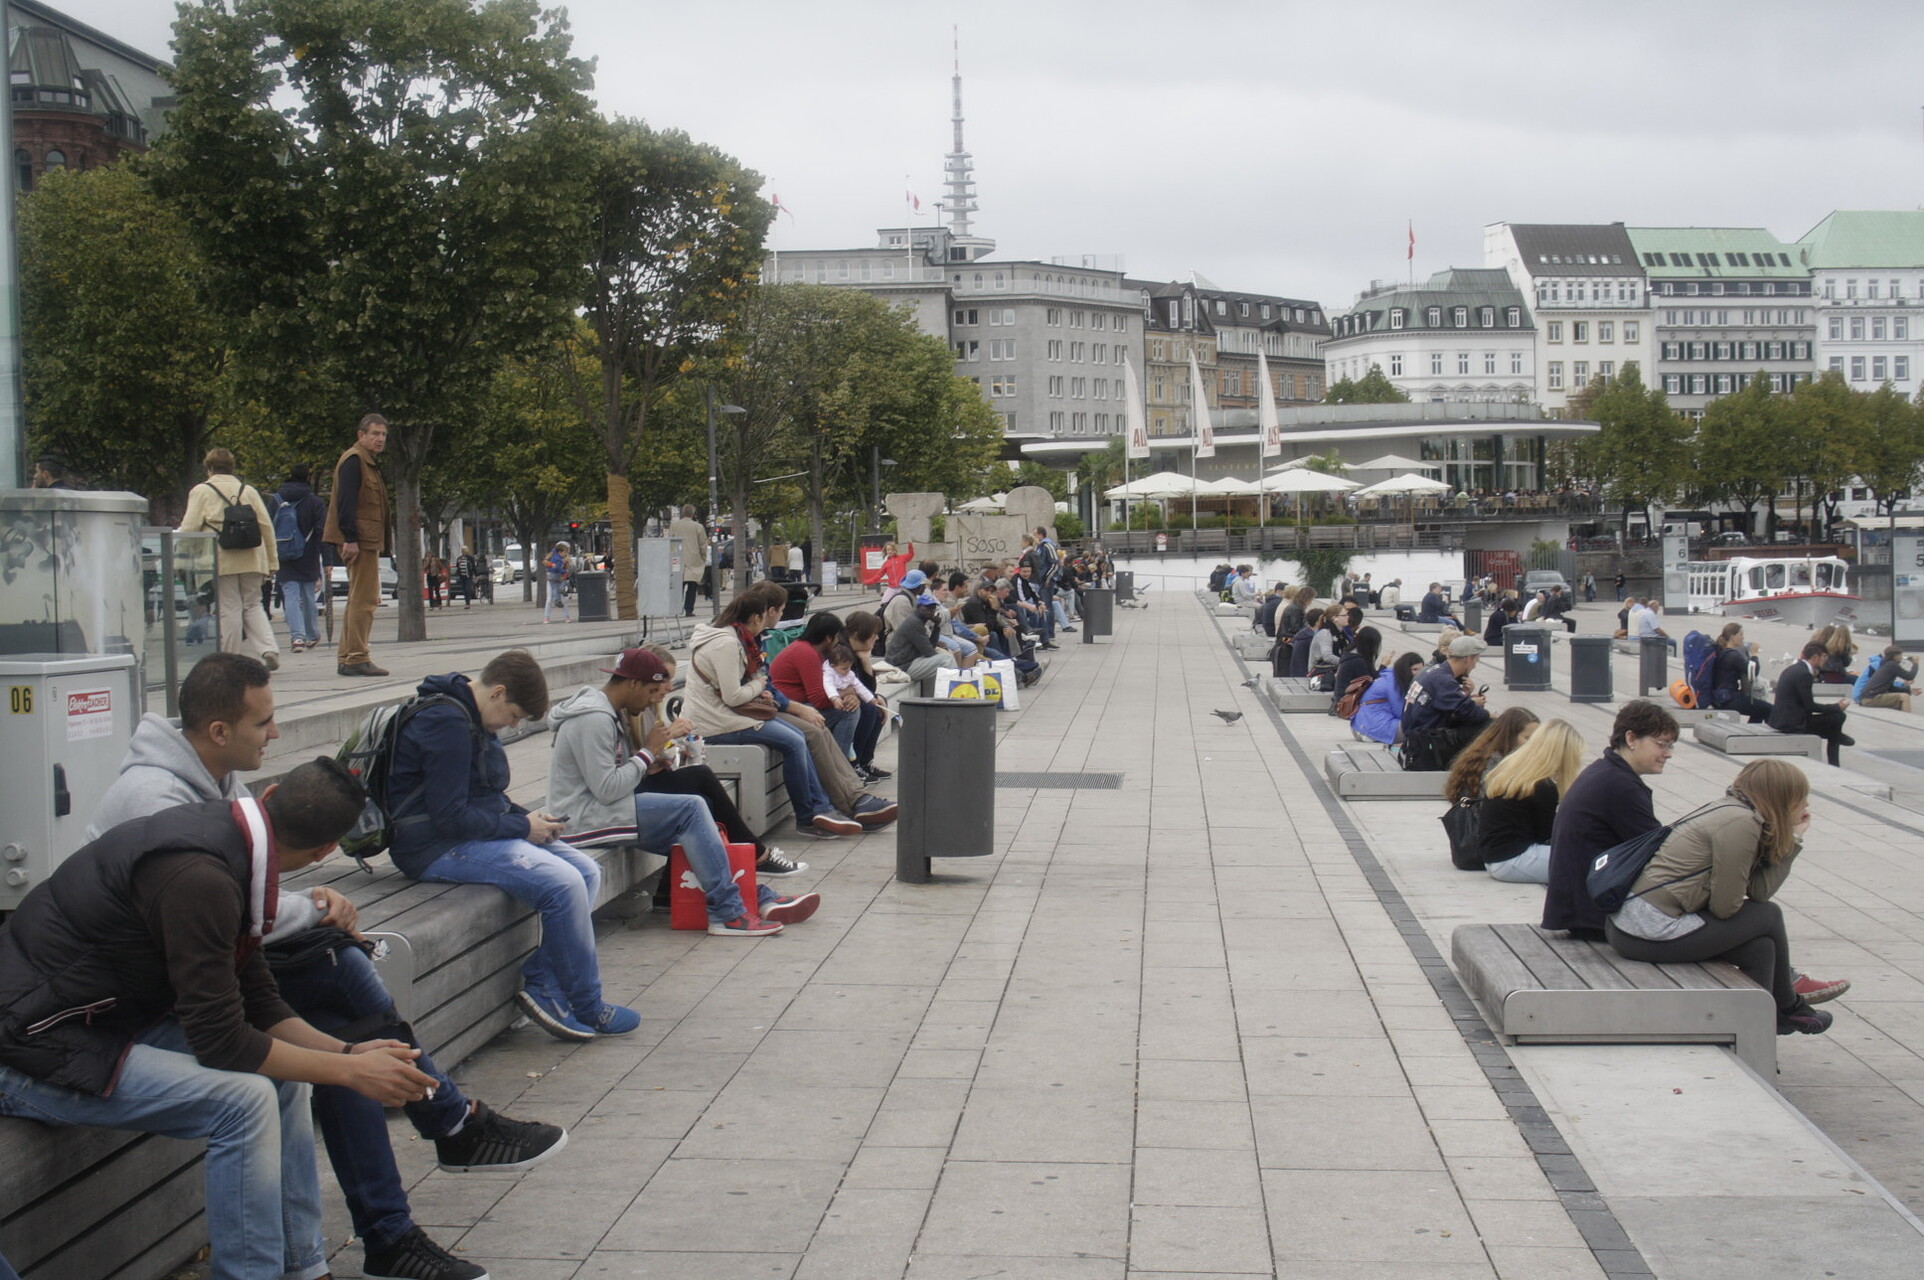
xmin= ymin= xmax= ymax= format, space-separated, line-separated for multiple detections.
xmin=704 ymin=743 xmax=794 ymax=837
xmin=1694 ymin=719 xmax=1825 ymax=762
xmin=1232 ymin=630 xmax=1274 ymax=661
xmin=1266 ymin=677 xmax=1331 ymax=713
xmin=1452 ymin=922 xmax=1776 ymax=1076
xmin=1324 ymin=744 xmax=1445 ymax=799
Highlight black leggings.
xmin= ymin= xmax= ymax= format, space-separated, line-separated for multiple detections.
xmin=639 ymin=764 xmax=762 ymax=857
xmin=1606 ymin=899 xmax=1796 ymax=1010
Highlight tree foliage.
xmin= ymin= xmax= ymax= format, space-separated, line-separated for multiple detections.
xmin=1855 ymin=382 xmax=1924 ymax=516
xmin=1324 ymin=365 xmax=1409 ymax=404
xmin=1580 ymin=365 xmax=1690 ymax=527
xmin=149 ymin=0 xmax=597 ymax=640
xmin=18 ymin=164 xmax=229 ymax=512
xmin=1692 ymin=373 xmax=1786 ymax=519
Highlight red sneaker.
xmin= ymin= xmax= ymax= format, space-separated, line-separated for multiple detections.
xmin=761 ymin=892 xmax=821 ymax=926
xmin=708 ymin=914 xmax=782 ymax=938
xmin=1792 ymin=974 xmax=1850 ymax=1004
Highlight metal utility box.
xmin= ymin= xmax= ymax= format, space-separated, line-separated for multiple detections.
xmin=0 ymin=653 xmax=140 ymax=909
xmin=1502 ymin=624 xmax=1553 ymax=691
xmin=895 ymin=696 xmax=996 ymax=884
xmin=1567 ymin=636 xmax=1614 ymax=703
xmin=635 ymin=537 xmax=680 ymax=619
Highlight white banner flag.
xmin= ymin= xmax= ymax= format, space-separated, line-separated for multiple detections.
xmin=1189 ymin=349 xmax=1215 ymax=459
xmin=1121 ymin=354 xmax=1150 ymax=460
xmin=1257 ymin=349 xmax=1282 ymax=460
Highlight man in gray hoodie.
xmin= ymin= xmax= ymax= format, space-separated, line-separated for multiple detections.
xmin=88 ymin=653 xmax=564 ymax=1280
xmin=548 ymin=648 xmax=821 ymax=936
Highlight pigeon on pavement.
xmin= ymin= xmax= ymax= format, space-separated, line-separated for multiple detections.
xmin=1212 ymin=709 xmax=1243 ymax=724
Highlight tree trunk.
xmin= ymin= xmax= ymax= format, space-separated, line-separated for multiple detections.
xmin=391 ymin=464 xmax=427 ymax=643
xmin=808 ymin=434 xmax=826 ymax=588
xmin=730 ymin=418 xmax=752 ymax=595
xmin=607 ymin=471 xmax=634 ymax=619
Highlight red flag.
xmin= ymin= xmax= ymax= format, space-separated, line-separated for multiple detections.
xmin=772 ymin=193 xmax=796 ymax=222
xmin=1407 ymin=221 xmax=1415 ymax=261
xmin=906 ymin=189 xmax=921 ymax=213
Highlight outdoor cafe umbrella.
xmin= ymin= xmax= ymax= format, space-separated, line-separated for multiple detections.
xmin=1352 ymin=452 xmax=1439 ymax=474
xmin=1105 ymin=470 xmax=1196 ymax=500
xmin=1354 ymin=471 xmax=1452 ymax=523
xmin=955 ymin=494 xmax=1005 ymax=513
xmin=1259 ymin=467 xmax=1360 ymax=525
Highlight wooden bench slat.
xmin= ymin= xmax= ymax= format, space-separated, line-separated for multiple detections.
xmin=1490 ymin=924 xmax=1593 ymax=989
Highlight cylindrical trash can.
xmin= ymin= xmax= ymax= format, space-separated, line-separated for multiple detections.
xmin=896 ymin=696 xmax=997 ymax=884
xmin=1115 ymin=571 xmax=1136 ymax=603
xmin=1502 ymin=624 xmax=1552 ymax=691
xmin=1639 ymin=635 xmax=1669 ymax=698
xmin=1464 ymin=600 xmax=1483 ymax=635
xmin=574 ymin=570 xmax=610 ymax=622
xmin=1081 ymin=587 xmax=1115 ymax=642
xmin=1568 ymin=636 xmax=1614 ymax=702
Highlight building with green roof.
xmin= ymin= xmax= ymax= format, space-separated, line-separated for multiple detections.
xmin=1625 ymin=228 xmax=1816 ymax=416
xmin=1798 ymin=211 xmax=1924 ymax=398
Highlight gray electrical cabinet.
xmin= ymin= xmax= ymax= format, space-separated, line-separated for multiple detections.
xmin=0 ymin=653 xmax=140 ymax=909
xmin=636 ymin=537 xmax=680 ymax=619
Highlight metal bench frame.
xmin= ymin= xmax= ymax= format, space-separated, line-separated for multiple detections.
xmin=1693 ymin=719 xmax=1826 ymax=763
xmin=1323 ymin=744 xmax=1446 ymax=799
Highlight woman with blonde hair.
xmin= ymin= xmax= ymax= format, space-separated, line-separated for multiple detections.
xmin=1604 ymin=758 xmax=1848 ymax=1035
xmin=1479 ymin=719 xmax=1583 ymax=884
xmin=177 ymin=446 xmax=280 ymax=669
xmin=1816 ymin=623 xmax=1856 ymax=685
xmin=1443 ymin=707 xmax=1539 ymax=806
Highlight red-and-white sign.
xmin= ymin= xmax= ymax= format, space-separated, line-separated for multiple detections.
xmin=66 ymin=687 xmax=113 ymax=741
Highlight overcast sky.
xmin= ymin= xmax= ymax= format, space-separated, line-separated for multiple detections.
xmin=60 ymin=0 xmax=1924 ymax=311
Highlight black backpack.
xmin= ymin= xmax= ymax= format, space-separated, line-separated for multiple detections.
xmin=335 ymin=692 xmax=482 ymax=869
xmin=198 ymin=479 xmax=263 ymax=551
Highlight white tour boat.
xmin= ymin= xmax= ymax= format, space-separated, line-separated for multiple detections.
xmin=1682 ymin=555 xmax=1861 ymax=628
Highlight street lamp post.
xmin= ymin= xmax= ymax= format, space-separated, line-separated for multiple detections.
xmin=869 ymin=446 xmax=898 ymax=534
xmin=705 ymin=387 xmax=746 ymax=600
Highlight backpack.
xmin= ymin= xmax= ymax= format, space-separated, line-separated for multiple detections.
xmin=334 ymin=693 xmax=479 ymax=867
xmin=272 ymin=497 xmax=306 ymax=560
xmin=1682 ymin=631 xmax=1716 ymax=709
xmin=199 ymin=479 xmax=262 ymax=551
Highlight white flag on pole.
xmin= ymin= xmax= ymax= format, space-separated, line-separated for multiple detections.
xmin=1121 ymin=354 xmax=1150 ymax=460
xmin=1257 ymin=349 xmax=1282 ymax=460
xmin=1188 ymin=349 xmax=1215 ymax=459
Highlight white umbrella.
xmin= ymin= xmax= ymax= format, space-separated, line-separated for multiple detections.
xmin=1353 ymin=453 xmax=1438 ymax=473
xmin=1261 ymin=469 xmax=1361 ymax=494
xmin=1106 ymin=470 xmax=1196 ymax=500
xmin=1198 ymin=476 xmax=1261 ymax=496
xmin=1354 ymin=472 xmax=1452 ymax=496
xmin=955 ymin=494 xmax=1004 ymax=512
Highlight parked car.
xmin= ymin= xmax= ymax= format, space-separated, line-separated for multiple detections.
xmin=1712 ymin=531 xmax=1751 ymax=547
xmin=1520 ymin=569 xmax=1569 ymax=594
xmin=327 ymin=561 xmax=399 ymax=599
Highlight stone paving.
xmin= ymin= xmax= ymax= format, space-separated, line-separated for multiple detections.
xmin=278 ymin=586 xmax=1924 ymax=1279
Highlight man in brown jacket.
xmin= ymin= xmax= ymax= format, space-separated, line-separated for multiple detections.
xmin=324 ymin=413 xmax=393 ymax=677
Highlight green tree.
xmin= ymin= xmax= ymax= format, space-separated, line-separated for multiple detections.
xmin=18 ymin=164 xmax=229 ymax=511
xmin=1693 ymin=374 xmax=1789 ymax=531
xmin=1582 ymin=364 xmax=1690 ymax=532
xmin=149 ymin=0 xmax=597 ymax=641
xmin=1011 ymin=461 xmax=1069 ymax=502
xmin=572 ymin=116 xmax=772 ymax=616
xmin=1784 ymin=371 xmax=1868 ymax=537
xmin=1324 ymin=364 xmax=1409 ymax=404
xmin=1854 ymin=381 xmax=1923 ymax=519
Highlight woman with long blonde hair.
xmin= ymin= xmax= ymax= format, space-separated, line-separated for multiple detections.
xmin=1816 ymin=623 xmax=1857 ymax=684
xmin=1604 ymin=758 xmax=1848 ymax=1035
xmin=1478 ymin=719 xmax=1584 ymax=884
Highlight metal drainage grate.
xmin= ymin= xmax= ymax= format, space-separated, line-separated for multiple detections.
xmin=993 ymin=771 xmax=1124 ymax=789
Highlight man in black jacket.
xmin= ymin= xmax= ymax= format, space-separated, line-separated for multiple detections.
xmin=0 ymin=762 xmax=435 ymax=1280
xmin=1770 ymin=640 xmax=1854 ymax=766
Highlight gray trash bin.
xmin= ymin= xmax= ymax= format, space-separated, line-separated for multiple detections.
xmin=1568 ymin=636 xmax=1613 ymax=703
xmin=896 ymin=696 xmax=996 ymax=884
xmin=1114 ymin=571 xmax=1136 ymax=603
xmin=574 ymin=570 xmax=610 ymax=622
xmin=1502 ymin=624 xmax=1552 ymax=691
xmin=1464 ymin=600 xmax=1483 ymax=635
xmin=1080 ymin=587 xmax=1115 ymax=644
xmin=1639 ymin=635 xmax=1670 ymax=698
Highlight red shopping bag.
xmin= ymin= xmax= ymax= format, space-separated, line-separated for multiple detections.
xmin=667 ymin=837 xmax=759 ymax=931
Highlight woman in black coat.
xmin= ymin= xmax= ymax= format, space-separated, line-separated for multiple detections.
xmin=1540 ymin=700 xmax=1680 ymax=939
xmin=1331 ymin=626 xmax=1382 ymax=710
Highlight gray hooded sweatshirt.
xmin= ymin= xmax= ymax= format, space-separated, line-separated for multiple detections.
xmin=86 ymin=711 xmax=324 ymax=937
xmin=547 ymin=685 xmax=648 ymax=848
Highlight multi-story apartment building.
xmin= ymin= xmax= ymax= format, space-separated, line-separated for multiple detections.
xmin=1484 ymin=222 xmax=1653 ymax=412
xmin=1322 ymin=268 xmax=1536 ymax=404
xmin=1122 ymin=278 xmax=1330 ymax=439
xmin=1625 ymin=228 xmax=1815 ymax=417
xmin=1800 ymin=211 xmax=1924 ymax=397
xmin=7 ymin=0 xmax=172 ymax=191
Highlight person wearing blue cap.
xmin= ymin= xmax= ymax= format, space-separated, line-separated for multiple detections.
xmin=885 ymin=590 xmax=972 ymax=684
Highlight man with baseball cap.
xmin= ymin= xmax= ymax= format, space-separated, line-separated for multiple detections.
xmin=1402 ymin=634 xmax=1492 ymax=771
xmin=884 ymin=589 xmax=971 ymax=685
xmin=881 ymin=568 xmax=928 ymax=638
xmin=548 ymin=648 xmax=820 ymax=937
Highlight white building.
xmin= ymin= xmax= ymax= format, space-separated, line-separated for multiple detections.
xmin=1323 ymin=268 xmax=1536 ymax=404
xmin=1800 ymin=210 xmax=1924 ymax=397
xmin=1485 ymin=222 xmax=1654 ymax=411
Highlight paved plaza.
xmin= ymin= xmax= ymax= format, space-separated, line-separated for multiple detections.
xmin=242 ymin=584 xmax=1924 ymax=1279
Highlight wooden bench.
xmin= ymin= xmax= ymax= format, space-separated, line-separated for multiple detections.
xmin=0 ymin=834 xmax=660 ymax=1280
xmin=1452 ymin=923 xmax=1777 ymax=1076
xmin=1265 ymin=676 xmax=1330 ymax=713
xmin=1694 ymin=719 xmax=1825 ymax=762
xmin=704 ymin=743 xmax=794 ymax=837
xmin=1323 ymin=744 xmax=1446 ymax=799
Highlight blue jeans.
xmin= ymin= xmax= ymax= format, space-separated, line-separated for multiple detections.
xmin=636 ymin=793 xmax=773 ymax=923
xmin=1487 ymin=842 xmax=1552 ymax=884
xmin=0 ymin=1019 xmax=325 ymax=1280
xmin=272 ymin=944 xmax=467 ymax=1251
xmin=417 ymin=838 xmax=605 ymax=1023
xmin=708 ymin=719 xmax=835 ymax=821
xmin=280 ymin=578 xmax=320 ymax=645
xmin=824 ymin=702 xmax=883 ymax=766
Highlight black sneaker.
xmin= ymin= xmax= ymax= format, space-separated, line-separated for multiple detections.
xmin=434 ymin=1100 xmax=568 ymax=1173
xmin=756 ymin=847 xmax=808 ymax=876
xmin=363 ymin=1227 xmax=488 ymax=1280
xmin=1778 ymin=1003 xmax=1835 ymax=1036
xmin=859 ymin=764 xmax=892 ymax=782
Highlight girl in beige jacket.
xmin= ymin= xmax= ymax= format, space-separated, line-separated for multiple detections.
xmin=177 ymin=447 xmax=281 ymax=669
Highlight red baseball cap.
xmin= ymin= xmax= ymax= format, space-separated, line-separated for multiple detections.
xmin=600 ymin=648 xmax=669 ymax=684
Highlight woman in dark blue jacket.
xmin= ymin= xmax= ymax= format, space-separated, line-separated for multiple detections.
xmin=1540 ymin=700 xmax=1679 ymax=939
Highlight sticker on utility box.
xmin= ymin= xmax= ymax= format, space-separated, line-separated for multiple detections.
xmin=66 ymin=688 xmax=114 ymax=740
xmin=1512 ymin=643 xmax=1538 ymax=658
